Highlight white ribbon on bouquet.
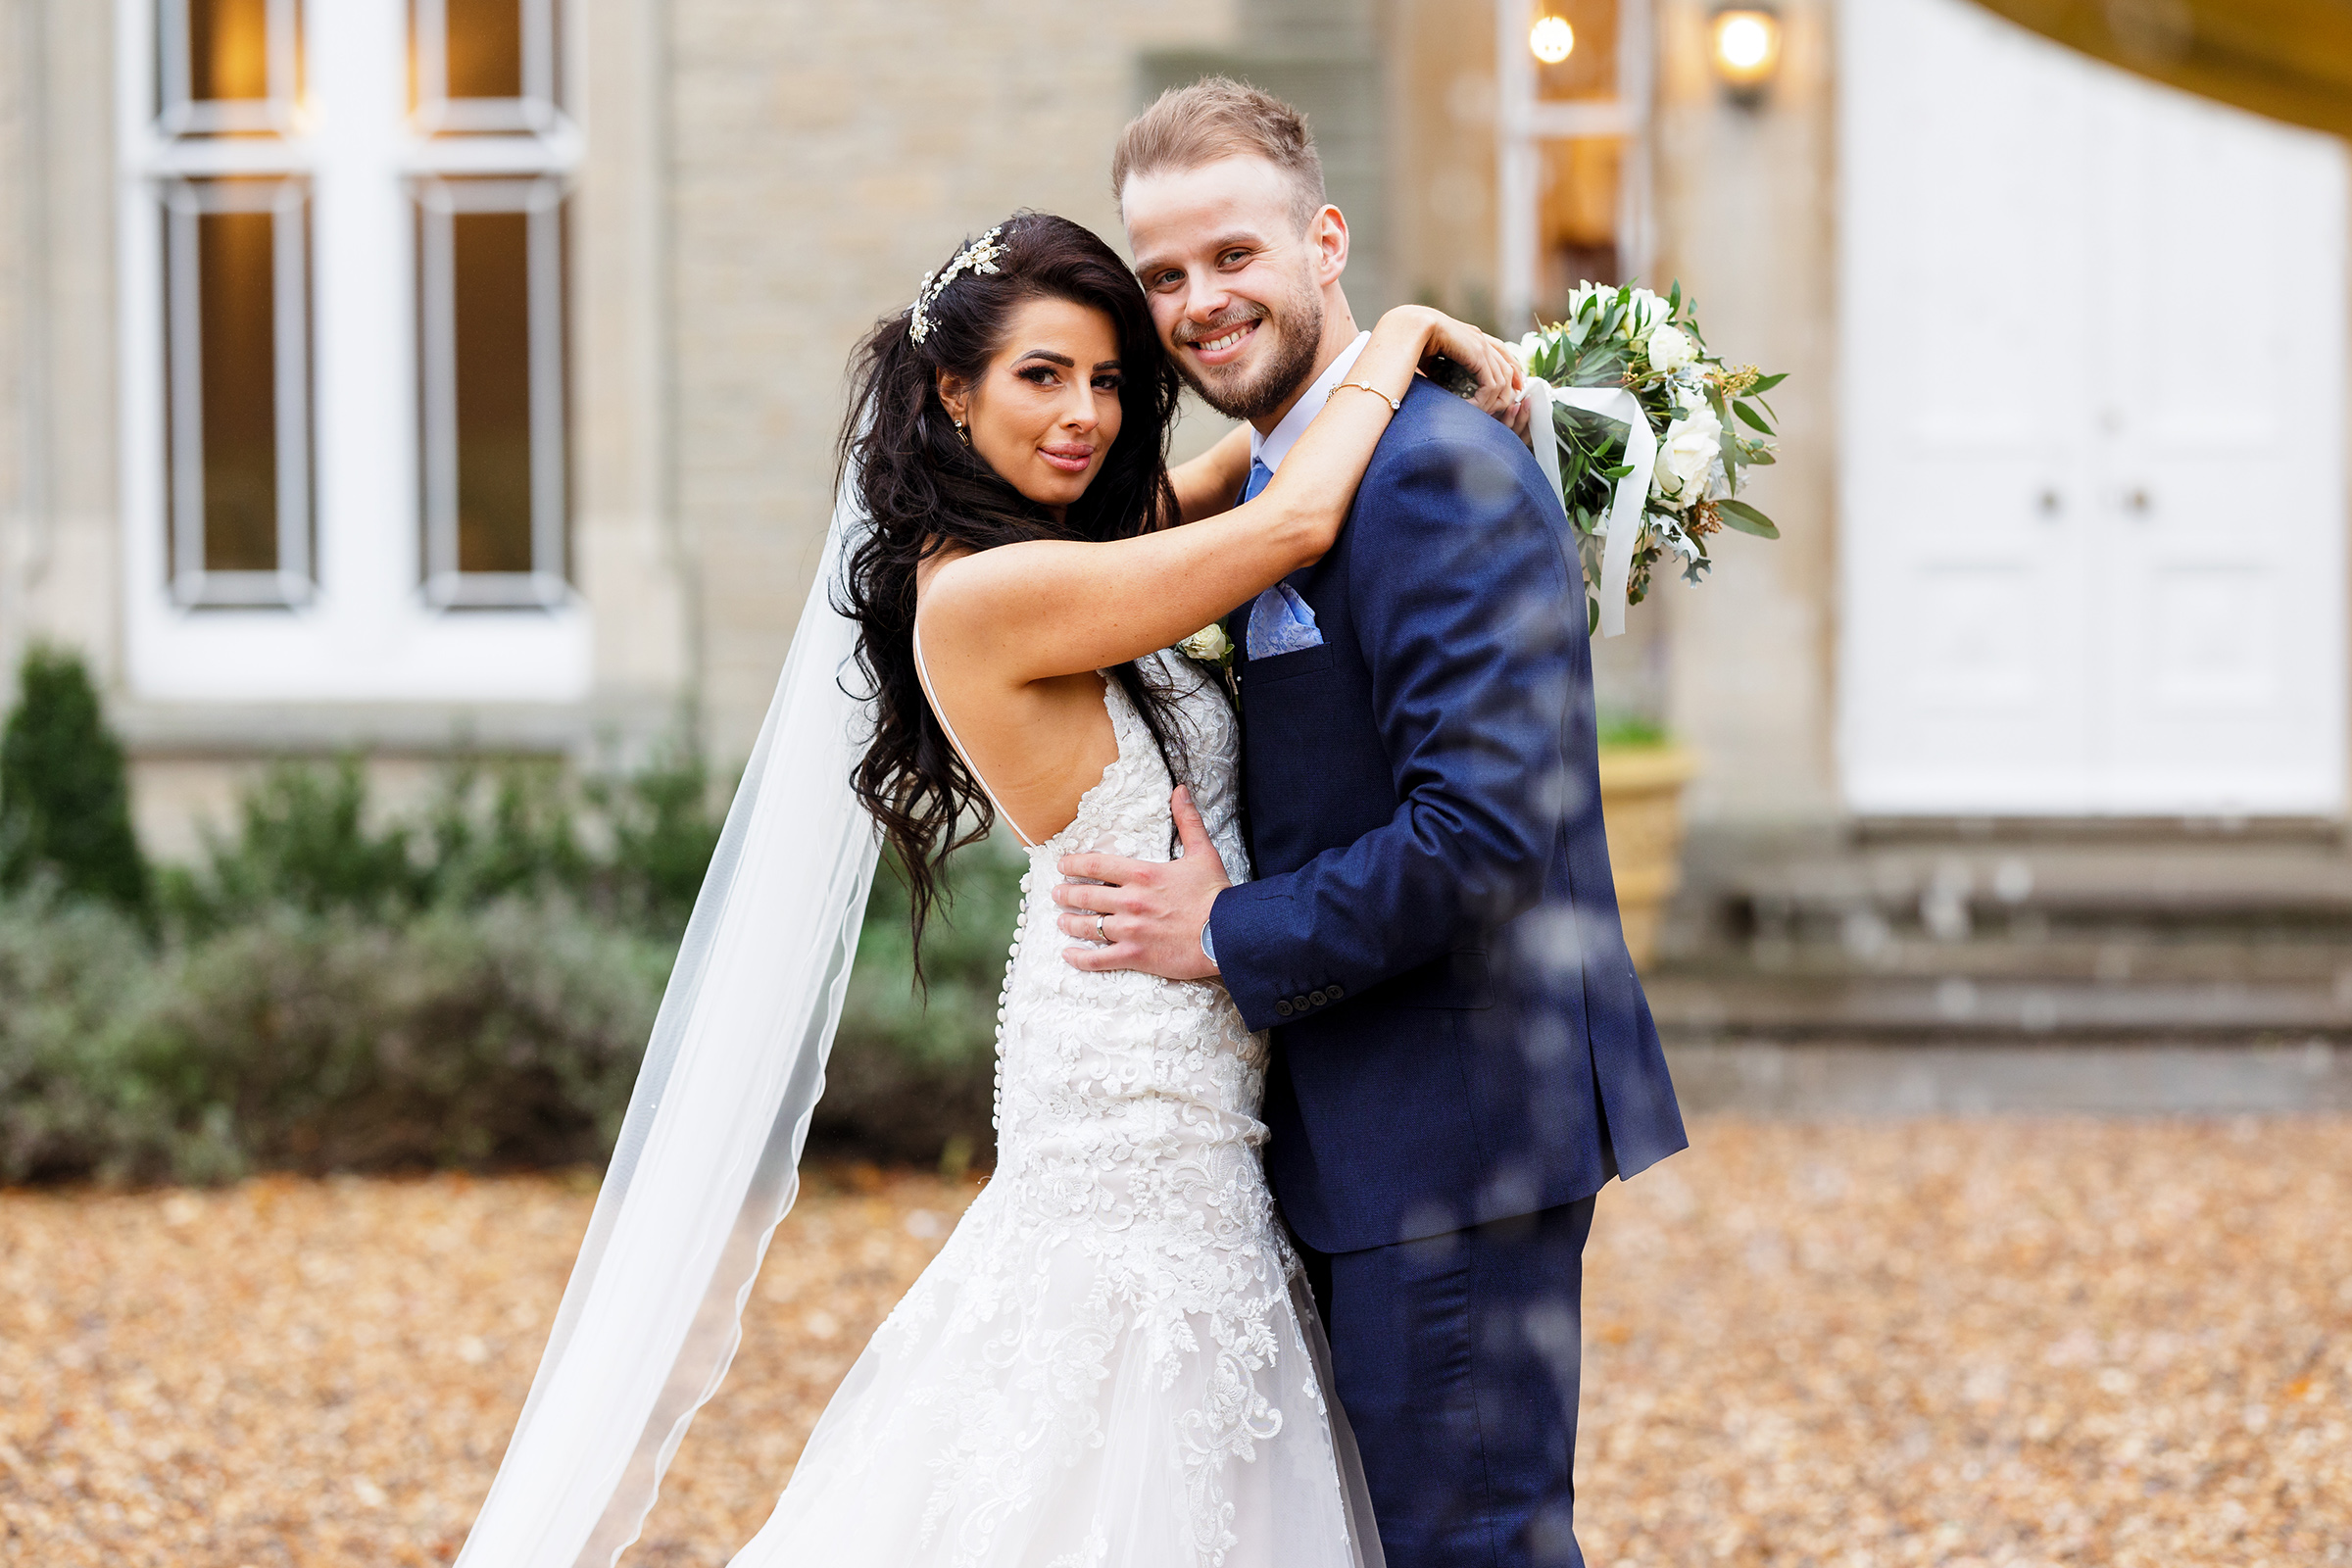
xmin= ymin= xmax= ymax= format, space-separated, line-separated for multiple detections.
xmin=1519 ymin=376 xmax=1656 ymax=640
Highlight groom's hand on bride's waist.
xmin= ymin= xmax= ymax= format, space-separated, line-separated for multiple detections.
xmin=1054 ymin=785 xmax=1227 ymax=982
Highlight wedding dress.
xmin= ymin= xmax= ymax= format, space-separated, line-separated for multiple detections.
xmin=727 ymin=651 xmax=1382 ymax=1568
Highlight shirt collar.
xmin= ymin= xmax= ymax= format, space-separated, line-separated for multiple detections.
xmin=1250 ymin=330 xmax=1373 ymax=477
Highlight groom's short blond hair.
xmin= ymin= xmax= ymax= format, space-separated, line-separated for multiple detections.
xmin=1112 ymin=77 xmax=1327 ymax=233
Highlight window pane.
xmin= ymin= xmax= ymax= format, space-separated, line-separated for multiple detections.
xmin=417 ymin=179 xmax=565 ymax=604
xmin=187 ymin=206 xmax=279 ymax=572
xmin=1542 ymin=137 xmax=1623 ymax=304
xmin=446 ymin=0 xmax=523 ymax=101
xmin=166 ymin=178 xmax=312 ymax=604
xmin=187 ymin=0 xmax=272 ymax=101
xmin=452 ymin=209 xmax=534 ymax=573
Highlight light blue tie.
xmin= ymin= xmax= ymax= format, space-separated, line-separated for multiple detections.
xmin=1237 ymin=456 xmax=1323 ymax=659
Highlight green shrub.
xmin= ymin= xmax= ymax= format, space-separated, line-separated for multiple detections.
xmin=0 ymin=842 xmax=1019 ymax=1186
xmin=164 ymin=746 xmax=728 ymax=944
xmin=0 ymin=893 xmax=153 ymax=1182
xmin=96 ymin=901 xmax=670 ymax=1182
xmin=587 ymin=744 xmax=727 ymax=933
xmin=1596 ymin=712 xmax=1672 ymax=750
xmin=0 ymin=729 xmax=1027 ymax=1183
xmin=0 ymin=646 xmax=152 ymax=918
xmin=819 ymin=838 xmax=1025 ymax=1166
xmin=161 ymin=758 xmax=428 ymax=935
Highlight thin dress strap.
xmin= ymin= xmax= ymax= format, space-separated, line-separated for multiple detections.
xmin=911 ymin=623 xmax=1041 ymax=849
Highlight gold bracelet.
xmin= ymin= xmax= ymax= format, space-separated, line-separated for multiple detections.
xmin=1333 ymin=380 xmax=1404 ymax=413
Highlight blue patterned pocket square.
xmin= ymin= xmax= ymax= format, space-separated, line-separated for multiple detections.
xmin=1247 ymin=584 xmax=1323 ymax=659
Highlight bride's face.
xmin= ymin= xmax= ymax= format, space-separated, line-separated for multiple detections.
xmin=939 ymin=297 xmax=1126 ymax=519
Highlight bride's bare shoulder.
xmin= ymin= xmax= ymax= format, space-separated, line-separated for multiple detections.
xmin=911 ymin=542 xmax=982 ymax=627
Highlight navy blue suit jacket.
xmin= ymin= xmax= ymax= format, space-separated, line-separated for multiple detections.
xmin=1207 ymin=378 xmax=1688 ymax=1255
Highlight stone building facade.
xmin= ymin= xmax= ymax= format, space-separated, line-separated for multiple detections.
xmin=0 ymin=0 xmax=2343 ymax=861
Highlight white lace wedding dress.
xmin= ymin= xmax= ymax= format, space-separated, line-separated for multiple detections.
xmin=728 ymin=652 xmax=1382 ymax=1568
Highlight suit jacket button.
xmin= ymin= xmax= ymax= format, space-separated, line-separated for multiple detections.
xmin=1293 ymin=994 xmax=1310 ymax=1010
xmin=1326 ymin=983 xmax=1345 ymax=1001
xmin=1275 ymin=999 xmax=1294 ymax=1017
xmin=1309 ymin=989 xmax=1328 ymax=1006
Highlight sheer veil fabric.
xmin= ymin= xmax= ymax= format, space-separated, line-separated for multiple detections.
xmin=453 ymin=476 xmax=881 ymax=1568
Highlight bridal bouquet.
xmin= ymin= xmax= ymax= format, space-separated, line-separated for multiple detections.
xmin=1502 ymin=281 xmax=1784 ymax=636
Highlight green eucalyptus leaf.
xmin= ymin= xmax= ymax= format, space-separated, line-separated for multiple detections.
xmin=1733 ymin=401 xmax=1774 ymax=435
xmin=1716 ymin=498 xmax=1781 ymax=538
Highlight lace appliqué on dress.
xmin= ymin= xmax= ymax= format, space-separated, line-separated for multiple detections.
xmin=729 ymin=653 xmax=1373 ymax=1568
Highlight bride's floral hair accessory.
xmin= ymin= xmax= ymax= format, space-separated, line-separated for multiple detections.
xmin=908 ymin=225 xmax=1009 ymax=344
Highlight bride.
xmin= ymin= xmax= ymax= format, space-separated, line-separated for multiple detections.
xmin=451 ymin=210 xmax=1523 ymax=1568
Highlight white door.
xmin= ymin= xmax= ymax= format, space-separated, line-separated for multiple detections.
xmin=1838 ymin=0 xmax=2350 ymax=816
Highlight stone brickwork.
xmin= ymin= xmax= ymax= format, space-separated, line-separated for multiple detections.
xmin=1651 ymin=0 xmax=1840 ymax=828
xmin=667 ymin=0 xmax=1243 ymax=760
xmin=2 ymin=0 xmax=122 ymax=702
xmin=0 ymin=0 xmax=24 ymax=684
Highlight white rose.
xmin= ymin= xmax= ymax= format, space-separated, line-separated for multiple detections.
xmin=1647 ymin=324 xmax=1695 ymax=373
xmin=1568 ymin=282 xmax=1664 ymax=339
xmin=1507 ymin=330 xmax=1544 ymax=373
xmin=1178 ymin=622 xmax=1232 ymax=663
xmin=1651 ymin=404 xmax=1722 ymax=511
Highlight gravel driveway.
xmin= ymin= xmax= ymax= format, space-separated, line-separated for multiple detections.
xmin=2 ymin=1116 xmax=2343 ymax=1566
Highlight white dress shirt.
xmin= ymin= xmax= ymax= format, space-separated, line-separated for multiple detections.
xmin=1250 ymin=330 xmax=1372 ymax=477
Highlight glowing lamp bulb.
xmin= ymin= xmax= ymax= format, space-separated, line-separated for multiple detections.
xmin=1709 ymin=10 xmax=1784 ymax=91
xmin=1529 ymin=16 xmax=1575 ymax=66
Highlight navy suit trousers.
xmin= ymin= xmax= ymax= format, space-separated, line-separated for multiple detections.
xmin=1300 ymin=1199 xmax=1598 ymax=1568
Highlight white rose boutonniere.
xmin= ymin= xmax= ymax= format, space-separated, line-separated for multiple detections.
xmin=1653 ymin=403 xmax=1723 ymax=511
xmin=1178 ymin=621 xmax=1237 ymax=701
xmin=1178 ymin=621 xmax=1232 ymax=666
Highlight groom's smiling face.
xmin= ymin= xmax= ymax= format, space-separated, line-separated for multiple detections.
xmin=1122 ymin=155 xmax=1339 ymax=427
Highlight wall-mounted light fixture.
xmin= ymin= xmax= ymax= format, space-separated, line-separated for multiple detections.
xmin=1530 ymin=14 xmax=1575 ymax=66
xmin=1709 ymin=7 xmax=1784 ymax=102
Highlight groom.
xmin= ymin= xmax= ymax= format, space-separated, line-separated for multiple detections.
xmin=1052 ymin=80 xmax=1688 ymax=1566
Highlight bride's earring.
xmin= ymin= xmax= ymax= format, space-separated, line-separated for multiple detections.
xmin=955 ymin=419 xmax=971 ymax=448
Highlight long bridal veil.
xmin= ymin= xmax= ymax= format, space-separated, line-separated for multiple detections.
xmin=453 ymin=475 xmax=880 ymax=1568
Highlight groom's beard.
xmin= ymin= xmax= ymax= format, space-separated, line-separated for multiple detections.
xmin=1171 ymin=282 xmax=1325 ymax=424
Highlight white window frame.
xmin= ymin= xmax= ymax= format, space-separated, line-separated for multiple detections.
xmin=156 ymin=0 xmax=303 ymax=138
xmin=413 ymin=0 xmax=564 ymax=136
xmin=1493 ymin=0 xmax=1655 ymax=328
xmin=117 ymin=0 xmax=592 ymax=705
xmin=162 ymin=172 xmax=316 ymax=608
xmin=415 ymin=172 xmax=570 ymax=609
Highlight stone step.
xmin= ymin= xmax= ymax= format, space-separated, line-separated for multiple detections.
xmin=1682 ymin=932 xmax=2352 ymax=986
xmin=1732 ymin=842 xmax=2352 ymax=938
xmin=1665 ymin=1040 xmax=2352 ymax=1115
xmin=1645 ymin=970 xmax=2352 ymax=1044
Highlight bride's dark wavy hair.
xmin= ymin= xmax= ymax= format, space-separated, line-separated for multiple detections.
xmin=839 ymin=211 xmax=1189 ymax=959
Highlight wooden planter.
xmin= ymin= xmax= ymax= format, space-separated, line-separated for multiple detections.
xmin=1596 ymin=746 xmax=1697 ymax=971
